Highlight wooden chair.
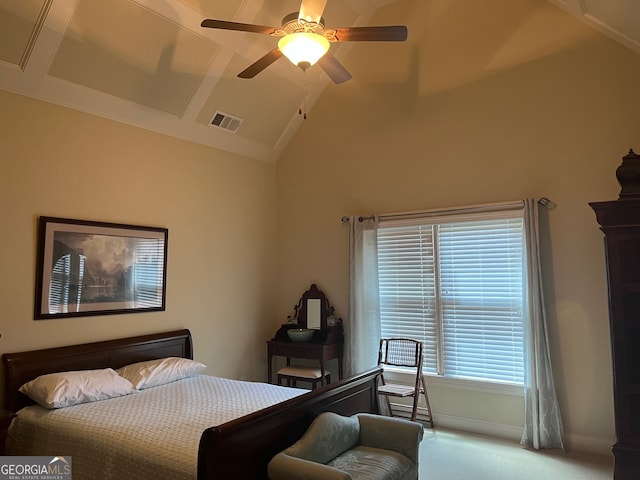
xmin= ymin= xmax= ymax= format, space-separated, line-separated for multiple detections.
xmin=277 ymin=366 xmax=330 ymax=390
xmin=378 ymin=338 xmax=434 ymax=427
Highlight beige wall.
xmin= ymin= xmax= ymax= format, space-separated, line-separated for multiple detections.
xmin=276 ymin=1 xmax=640 ymax=453
xmin=0 ymin=90 xmax=279 ymax=403
xmin=1 ymin=0 xmax=638 ymax=457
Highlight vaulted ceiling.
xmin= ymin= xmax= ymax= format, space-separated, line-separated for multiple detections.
xmin=0 ymin=0 xmax=638 ymax=163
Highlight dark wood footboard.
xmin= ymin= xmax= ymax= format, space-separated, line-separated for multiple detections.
xmin=197 ymin=366 xmax=382 ymax=480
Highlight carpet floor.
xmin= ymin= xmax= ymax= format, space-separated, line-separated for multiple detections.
xmin=419 ymin=428 xmax=613 ymax=480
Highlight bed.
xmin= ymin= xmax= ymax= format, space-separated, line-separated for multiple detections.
xmin=2 ymin=329 xmax=382 ymax=479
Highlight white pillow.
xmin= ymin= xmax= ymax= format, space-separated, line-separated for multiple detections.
xmin=19 ymin=368 xmax=135 ymax=409
xmin=117 ymin=357 xmax=206 ymax=390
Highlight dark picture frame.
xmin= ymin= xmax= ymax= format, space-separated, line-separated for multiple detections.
xmin=34 ymin=216 xmax=168 ymax=320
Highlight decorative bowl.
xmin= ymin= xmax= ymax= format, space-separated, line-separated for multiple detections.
xmin=287 ymin=328 xmax=314 ymax=342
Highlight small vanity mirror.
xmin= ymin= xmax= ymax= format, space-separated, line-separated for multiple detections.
xmin=307 ymin=299 xmax=321 ymax=330
xmin=294 ymin=284 xmax=334 ymax=330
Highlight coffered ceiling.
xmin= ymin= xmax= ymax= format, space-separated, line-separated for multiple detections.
xmin=0 ymin=0 xmax=638 ymax=163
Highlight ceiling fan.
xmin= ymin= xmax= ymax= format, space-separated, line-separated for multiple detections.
xmin=200 ymin=0 xmax=408 ymax=84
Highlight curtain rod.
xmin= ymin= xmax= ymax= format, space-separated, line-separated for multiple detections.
xmin=341 ymin=198 xmax=555 ymax=224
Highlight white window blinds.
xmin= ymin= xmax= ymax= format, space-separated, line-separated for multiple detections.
xmin=377 ymin=210 xmax=525 ymax=384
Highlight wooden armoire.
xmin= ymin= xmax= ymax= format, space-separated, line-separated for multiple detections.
xmin=590 ymin=149 xmax=640 ymax=479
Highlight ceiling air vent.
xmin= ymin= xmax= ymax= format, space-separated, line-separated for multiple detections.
xmin=210 ymin=110 xmax=243 ymax=134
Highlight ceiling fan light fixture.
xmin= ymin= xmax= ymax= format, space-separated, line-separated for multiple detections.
xmin=278 ymin=32 xmax=329 ymax=70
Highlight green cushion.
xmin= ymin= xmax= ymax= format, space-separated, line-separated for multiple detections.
xmin=327 ymin=446 xmax=415 ymax=480
xmin=285 ymin=412 xmax=360 ymax=464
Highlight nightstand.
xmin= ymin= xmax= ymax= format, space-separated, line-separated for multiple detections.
xmin=0 ymin=409 xmax=16 ymax=455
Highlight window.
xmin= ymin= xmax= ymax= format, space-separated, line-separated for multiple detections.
xmin=377 ymin=209 xmax=525 ymax=385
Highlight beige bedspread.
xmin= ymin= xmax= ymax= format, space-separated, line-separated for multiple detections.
xmin=8 ymin=375 xmax=304 ymax=480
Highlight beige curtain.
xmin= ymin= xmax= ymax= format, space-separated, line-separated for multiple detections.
xmin=521 ymin=199 xmax=564 ymax=449
xmin=345 ymin=216 xmax=381 ymax=377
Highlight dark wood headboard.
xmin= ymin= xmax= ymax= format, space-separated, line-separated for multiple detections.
xmin=2 ymin=329 xmax=193 ymax=412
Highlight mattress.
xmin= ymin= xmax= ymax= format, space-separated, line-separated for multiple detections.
xmin=7 ymin=375 xmax=305 ymax=480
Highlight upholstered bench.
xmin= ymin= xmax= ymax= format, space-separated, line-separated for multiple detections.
xmin=276 ymin=366 xmax=330 ymax=389
xmin=267 ymin=411 xmax=424 ymax=480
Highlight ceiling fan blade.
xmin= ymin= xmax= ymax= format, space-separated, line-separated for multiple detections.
xmin=332 ymin=25 xmax=408 ymax=42
xmin=317 ymin=52 xmax=352 ymax=84
xmin=201 ymin=19 xmax=278 ymax=35
xmin=298 ymin=0 xmax=327 ymax=24
xmin=238 ymin=48 xmax=283 ymax=79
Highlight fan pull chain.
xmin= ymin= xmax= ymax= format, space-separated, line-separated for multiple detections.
xmin=298 ymin=71 xmax=308 ymax=120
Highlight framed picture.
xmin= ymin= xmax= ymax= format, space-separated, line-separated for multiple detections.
xmin=34 ymin=216 xmax=168 ymax=320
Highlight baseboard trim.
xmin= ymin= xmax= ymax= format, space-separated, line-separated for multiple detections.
xmin=563 ymin=432 xmax=614 ymax=456
xmin=389 ymin=403 xmax=614 ymax=457
xmin=432 ymin=413 xmax=523 ymax=441
xmin=388 ymin=402 xmax=521 ymax=440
